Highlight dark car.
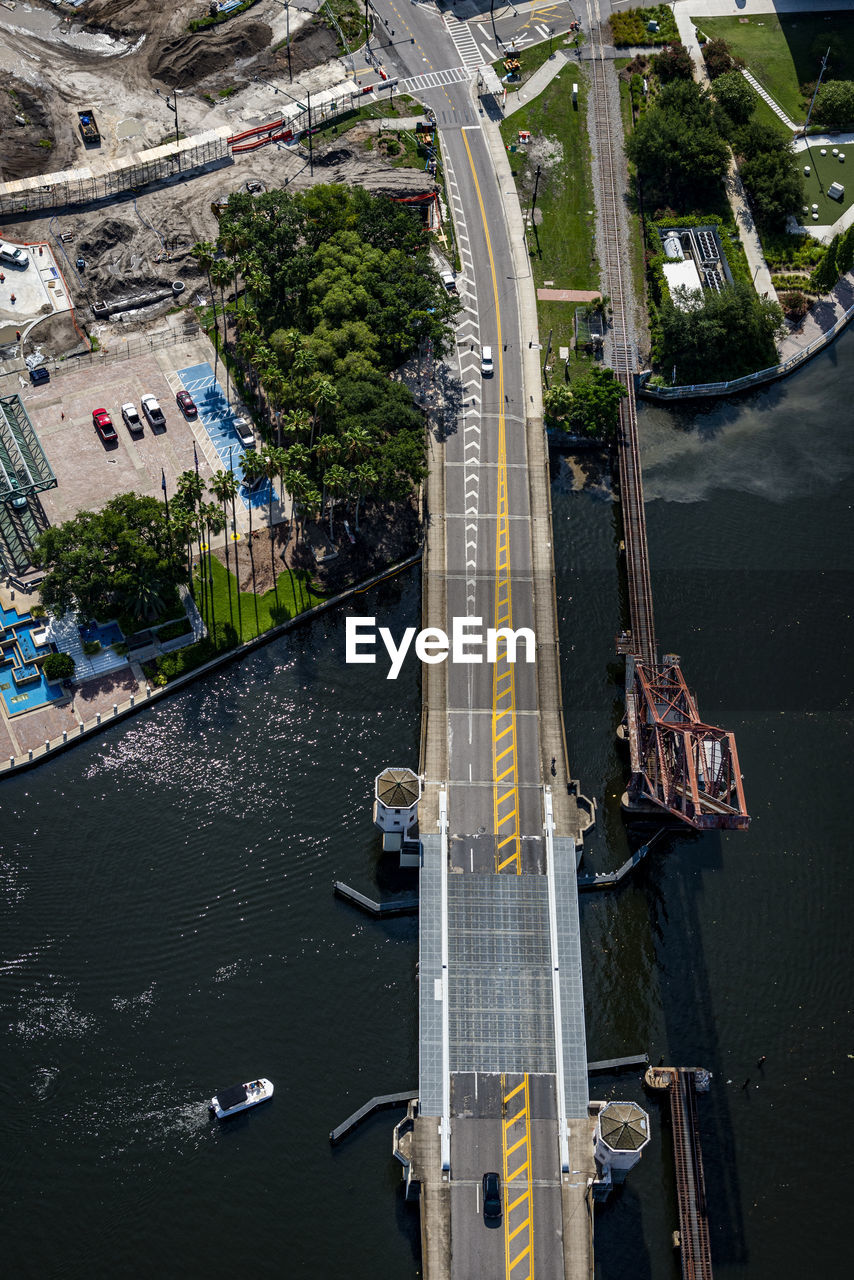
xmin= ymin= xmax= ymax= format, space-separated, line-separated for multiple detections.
xmin=93 ymin=407 xmax=117 ymax=443
xmin=29 ymin=366 xmax=50 ymax=385
xmin=176 ymin=390 xmax=197 ymax=418
xmin=482 ymin=1172 xmax=502 ymax=1223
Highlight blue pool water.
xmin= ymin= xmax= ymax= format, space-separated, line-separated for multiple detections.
xmin=0 ymin=607 xmax=65 ymax=716
xmin=176 ymin=363 xmax=276 ymax=510
xmin=80 ymin=621 xmax=123 ymax=647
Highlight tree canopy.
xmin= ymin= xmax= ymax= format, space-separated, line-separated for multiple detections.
xmin=545 ymin=367 xmax=627 ymax=440
xmin=712 ymin=70 xmax=757 ymax=127
xmin=209 ymin=184 xmax=454 ymax=523
xmin=812 ymin=80 xmax=854 ymax=130
xmin=625 ymin=79 xmax=730 ymax=208
xmin=732 ymin=122 xmax=803 ymax=232
xmin=652 ymin=43 xmax=694 ymax=84
xmin=33 ymin=493 xmax=186 ymax=625
xmin=657 ymin=282 xmax=785 ymax=384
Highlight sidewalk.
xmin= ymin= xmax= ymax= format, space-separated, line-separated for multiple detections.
xmin=503 ymin=48 xmax=573 ymax=118
xmin=777 ymin=269 xmax=854 ymax=364
xmin=673 ymin=4 xmax=778 ymax=303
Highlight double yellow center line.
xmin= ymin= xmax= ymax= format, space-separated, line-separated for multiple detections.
xmin=461 ymin=129 xmax=521 ymax=876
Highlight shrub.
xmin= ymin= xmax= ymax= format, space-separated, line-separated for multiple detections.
xmin=812 ymin=81 xmax=854 ymax=131
xmin=82 ymin=639 xmax=102 ymax=656
xmin=778 ymin=291 xmax=810 ymax=323
xmin=703 ymin=38 xmax=738 ymax=81
xmin=156 ymin=617 xmax=192 ymax=643
xmin=42 ymin=651 xmax=75 ymax=681
xmin=611 ymin=5 xmax=678 ymax=48
xmin=653 ymin=43 xmax=694 ymax=84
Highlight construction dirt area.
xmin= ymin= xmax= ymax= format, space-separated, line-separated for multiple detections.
xmin=0 ymin=0 xmax=435 ymax=362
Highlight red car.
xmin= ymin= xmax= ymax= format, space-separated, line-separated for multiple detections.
xmin=176 ymin=390 xmax=197 ymax=417
xmin=92 ymin=408 xmax=117 ymax=443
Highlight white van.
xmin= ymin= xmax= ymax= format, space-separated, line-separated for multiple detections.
xmin=481 ymin=345 xmax=494 ymax=376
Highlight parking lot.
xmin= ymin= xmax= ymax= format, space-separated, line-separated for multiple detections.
xmin=15 ymin=334 xmax=254 ymax=531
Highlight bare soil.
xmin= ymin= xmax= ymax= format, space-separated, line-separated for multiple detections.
xmin=0 ymin=79 xmax=63 ymax=181
xmin=213 ymin=500 xmax=421 ymax=597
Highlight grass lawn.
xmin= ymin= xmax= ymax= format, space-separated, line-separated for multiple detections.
xmin=615 ymin=60 xmax=646 ymax=306
xmin=195 ymin=552 xmax=324 ymax=644
xmin=797 ymin=142 xmax=853 ymax=226
xmin=693 ymin=11 xmax=854 ymax=125
xmin=493 ymin=34 xmax=582 ymax=94
xmin=499 ymin=62 xmax=597 ymax=379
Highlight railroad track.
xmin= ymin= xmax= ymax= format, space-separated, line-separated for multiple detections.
xmin=670 ymin=1072 xmax=714 ymax=1280
xmin=583 ymin=0 xmax=657 ymax=669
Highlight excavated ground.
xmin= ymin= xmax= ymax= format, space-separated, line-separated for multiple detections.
xmin=0 ymin=0 xmax=433 ymax=358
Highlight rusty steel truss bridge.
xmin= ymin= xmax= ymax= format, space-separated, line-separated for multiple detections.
xmin=587 ymin=5 xmax=749 ymax=833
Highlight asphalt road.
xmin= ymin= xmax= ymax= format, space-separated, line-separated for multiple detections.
xmin=367 ymin=6 xmax=570 ymax=1276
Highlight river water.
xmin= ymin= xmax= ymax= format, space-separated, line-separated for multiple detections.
xmin=1 ymin=331 xmax=852 ymax=1278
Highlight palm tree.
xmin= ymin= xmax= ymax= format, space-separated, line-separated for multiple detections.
xmin=352 ymin=462 xmax=377 ymax=532
xmin=201 ymin=500 xmax=225 ymax=644
xmin=190 ymin=241 xmax=218 ymax=375
xmin=125 ymin=576 xmax=167 ymax=625
xmin=210 ymin=258 xmax=234 ymax=406
xmin=168 ymin=505 xmax=195 ymax=590
xmin=323 ymin=464 xmax=349 ymax=540
xmin=308 ymin=374 xmax=337 ymax=448
xmin=343 ymin=425 xmax=373 ymax=464
xmin=281 ymin=409 xmax=310 ymax=444
xmin=176 ymin=470 xmax=205 ymax=604
xmin=240 ymin=449 xmax=266 ymax=633
xmin=259 ymin=445 xmax=284 ymax=610
xmin=209 ymin=470 xmax=241 ymax=642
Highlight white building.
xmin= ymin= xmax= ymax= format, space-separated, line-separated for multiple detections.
xmin=662 ymin=258 xmax=703 ymax=308
xmin=373 ymin=767 xmax=422 ymax=852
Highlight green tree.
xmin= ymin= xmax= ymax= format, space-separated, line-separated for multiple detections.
xmin=812 ymin=81 xmax=854 ymax=130
xmin=561 ymin=367 xmax=627 ymax=439
xmin=713 ymin=70 xmax=756 ymax=126
xmin=625 ymin=79 xmax=730 ymax=207
xmin=836 ymin=224 xmax=854 ymax=276
xmin=659 ymin=283 xmax=784 ymax=383
xmin=209 ymin=469 xmax=242 ymax=642
xmin=352 ymin=461 xmax=377 ymax=532
xmin=323 ymin=463 xmax=349 ymax=539
xmin=42 ymin=651 xmax=75 ymax=682
xmin=33 ymin=493 xmax=185 ymax=626
xmin=653 ymin=43 xmax=694 ymax=84
xmin=703 ymin=37 xmax=736 ymax=80
xmin=240 ymin=450 xmax=266 ymax=630
xmin=809 ymin=236 xmax=840 ymax=294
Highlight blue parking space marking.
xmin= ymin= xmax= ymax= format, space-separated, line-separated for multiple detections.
xmin=177 ymin=362 xmax=276 ymax=511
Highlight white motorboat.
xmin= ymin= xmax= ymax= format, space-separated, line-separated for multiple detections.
xmin=209 ymin=1078 xmax=274 ymax=1120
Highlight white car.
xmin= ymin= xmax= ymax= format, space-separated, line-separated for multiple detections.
xmin=121 ymin=402 xmax=143 ymax=435
xmin=0 ymin=242 xmax=29 ymax=269
xmin=440 ymin=269 xmax=457 ymax=292
xmin=481 ymin=345 xmax=494 ymax=376
xmin=233 ymin=417 xmax=255 ymax=449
